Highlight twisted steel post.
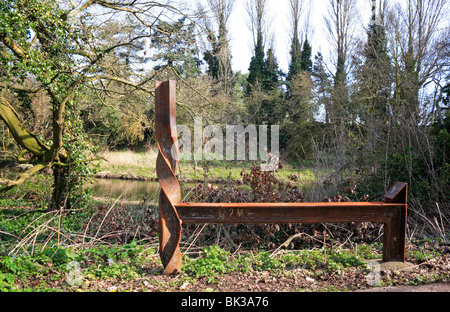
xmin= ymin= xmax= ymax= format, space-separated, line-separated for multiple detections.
xmin=155 ymin=80 xmax=182 ymax=275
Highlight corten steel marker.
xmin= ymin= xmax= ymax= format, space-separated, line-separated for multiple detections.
xmin=155 ymin=80 xmax=182 ymax=275
xmin=155 ymin=80 xmax=408 ymax=275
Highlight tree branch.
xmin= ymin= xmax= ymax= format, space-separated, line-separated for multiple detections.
xmin=0 ymin=164 xmax=46 ymax=190
xmin=0 ymin=82 xmax=44 ymax=94
xmin=0 ymin=96 xmax=51 ymax=158
xmin=0 ymin=34 xmax=27 ymax=59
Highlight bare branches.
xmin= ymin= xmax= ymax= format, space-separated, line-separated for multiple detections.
xmin=324 ymin=0 xmax=359 ymax=76
xmin=245 ymin=0 xmax=269 ymax=49
xmin=0 ymin=82 xmax=44 ymax=94
xmin=288 ymin=0 xmax=307 ymax=43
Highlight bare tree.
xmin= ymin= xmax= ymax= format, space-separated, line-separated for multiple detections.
xmin=324 ymin=0 xmax=359 ymax=86
xmin=386 ymin=0 xmax=449 ymax=121
xmin=323 ymin=0 xmax=360 ymax=145
xmin=288 ymin=0 xmax=312 ymax=43
xmin=289 ymin=0 xmax=304 ymax=42
xmin=201 ymin=0 xmax=235 ymax=90
xmin=245 ymin=0 xmax=270 ymax=50
xmin=287 ymin=0 xmax=306 ymax=82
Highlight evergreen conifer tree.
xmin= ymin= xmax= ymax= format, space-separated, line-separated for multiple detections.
xmin=300 ymin=37 xmax=312 ymax=72
xmin=247 ymin=32 xmax=267 ymax=94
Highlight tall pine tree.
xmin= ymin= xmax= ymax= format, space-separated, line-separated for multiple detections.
xmin=247 ymin=32 xmax=267 ymax=94
xmin=287 ymin=34 xmax=302 ymax=83
xmin=300 ymin=36 xmax=312 ymax=72
xmin=246 ymin=34 xmax=280 ymax=94
xmin=265 ymin=46 xmax=281 ymax=90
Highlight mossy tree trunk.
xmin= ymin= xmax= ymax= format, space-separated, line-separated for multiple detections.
xmin=0 ymin=95 xmax=70 ymax=209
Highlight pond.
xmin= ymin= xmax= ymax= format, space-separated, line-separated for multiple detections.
xmin=1 ymin=167 xmax=164 ymax=203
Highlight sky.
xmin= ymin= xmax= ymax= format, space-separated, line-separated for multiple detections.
xmin=225 ymin=0 xmax=373 ymax=74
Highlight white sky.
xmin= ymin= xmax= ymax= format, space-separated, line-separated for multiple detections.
xmin=225 ymin=0 xmax=373 ymax=74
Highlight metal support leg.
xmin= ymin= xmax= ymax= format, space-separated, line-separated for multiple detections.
xmin=155 ymin=80 xmax=182 ymax=274
xmin=383 ymin=182 xmax=408 ymax=261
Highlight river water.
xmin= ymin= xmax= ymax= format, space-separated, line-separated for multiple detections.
xmin=92 ymin=178 xmax=162 ymax=202
xmin=2 ymin=167 xmax=165 ymax=203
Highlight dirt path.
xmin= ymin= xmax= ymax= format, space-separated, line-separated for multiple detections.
xmin=357 ymin=282 xmax=450 ymax=292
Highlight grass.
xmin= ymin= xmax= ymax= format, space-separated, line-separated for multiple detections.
xmin=1 ymin=233 xmax=447 ymax=292
xmin=0 ymin=228 xmax=381 ymax=292
xmin=0 ymin=206 xmax=448 ymax=292
xmin=98 ymin=150 xmax=158 ymax=179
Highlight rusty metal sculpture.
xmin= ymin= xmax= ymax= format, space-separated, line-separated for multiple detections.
xmin=155 ymin=80 xmax=182 ymax=274
xmin=155 ymin=80 xmax=407 ymax=274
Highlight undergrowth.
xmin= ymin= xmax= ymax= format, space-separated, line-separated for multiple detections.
xmin=182 ymin=244 xmax=371 ymax=283
xmin=0 ymin=162 xmax=448 ymax=292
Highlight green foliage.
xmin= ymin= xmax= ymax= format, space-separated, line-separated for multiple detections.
xmin=382 ymin=141 xmax=448 ymax=202
xmin=0 ymin=0 xmax=68 ymax=85
xmin=182 ymin=244 xmax=369 ymax=282
xmin=151 ymin=17 xmax=202 ymax=78
xmin=282 ymin=70 xmax=317 ymax=159
xmin=45 ymin=247 xmax=77 ymax=266
xmin=356 ymin=243 xmax=382 ymax=259
xmin=246 ymin=34 xmax=281 ymax=95
xmin=183 ymin=245 xmax=232 ymax=282
xmin=0 ymin=207 xmax=49 ymax=243
xmin=253 ymin=251 xmax=284 ymax=272
xmin=0 ymin=0 xmax=98 ymax=209
xmin=62 ymin=99 xmax=99 ymax=209
xmin=287 ymin=34 xmax=302 ymax=84
xmin=430 ymin=110 xmax=450 ymax=199
xmin=0 ymin=255 xmax=17 ymax=291
xmin=300 ymin=37 xmax=312 ymax=73
xmin=279 ymin=248 xmax=367 ymax=272
xmin=407 ymin=238 xmax=444 ymax=262
xmin=0 ymin=240 xmax=147 ymax=291
xmin=0 ymin=271 xmax=15 ymax=291
xmin=247 ymin=33 xmax=266 ymax=94
xmin=80 ymin=241 xmax=144 ymax=280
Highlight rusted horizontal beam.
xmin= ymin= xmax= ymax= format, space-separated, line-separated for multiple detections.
xmin=176 ymin=200 xmax=407 ymax=262
xmin=175 ymin=202 xmax=404 ymax=224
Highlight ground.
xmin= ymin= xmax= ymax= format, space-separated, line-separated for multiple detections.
xmin=14 ymin=252 xmax=446 ymax=293
xmin=133 ymin=256 xmax=450 ymax=292
xmin=358 ymin=282 xmax=450 ymax=292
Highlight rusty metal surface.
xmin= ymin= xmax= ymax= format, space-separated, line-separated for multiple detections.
xmin=384 ymin=181 xmax=408 ymax=203
xmin=154 ymin=80 xmax=408 ymax=272
xmin=155 ymin=80 xmax=182 ymax=275
xmin=175 ymin=183 xmax=407 ymax=261
xmin=175 ymin=202 xmax=404 ymax=224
